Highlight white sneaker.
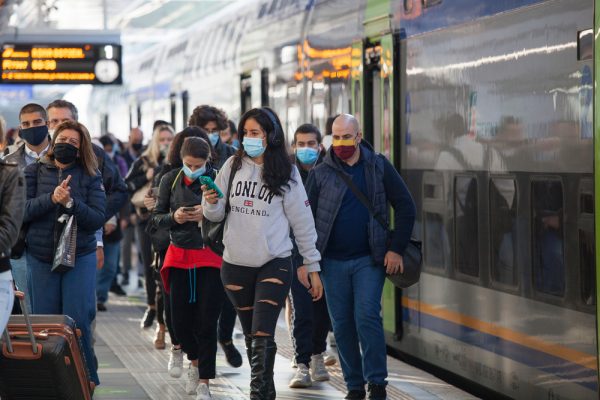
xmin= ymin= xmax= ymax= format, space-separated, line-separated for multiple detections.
xmin=289 ymin=363 xmax=312 ymax=388
xmin=310 ymin=353 xmax=330 ymax=381
xmin=185 ymin=364 xmax=200 ymax=395
xmin=195 ymin=383 xmax=212 ymax=400
xmin=168 ymin=347 xmax=184 ymax=378
xmin=328 ymin=332 xmax=337 ymax=348
xmin=323 ymin=351 xmax=337 ymax=366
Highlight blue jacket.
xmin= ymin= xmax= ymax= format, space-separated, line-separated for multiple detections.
xmin=306 ymin=142 xmax=416 ymax=265
xmin=24 ymin=157 xmax=106 ymax=263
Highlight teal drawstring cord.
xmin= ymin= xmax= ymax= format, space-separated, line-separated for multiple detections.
xmin=188 ymin=266 xmax=197 ymax=303
xmin=188 ymin=268 xmax=193 ymax=303
xmin=193 ymin=267 xmax=197 ymax=303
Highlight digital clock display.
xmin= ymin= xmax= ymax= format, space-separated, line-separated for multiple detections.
xmin=1 ymin=43 xmax=122 ymax=84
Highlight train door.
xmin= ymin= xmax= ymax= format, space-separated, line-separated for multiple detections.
xmin=357 ymin=29 xmax=403 ymax=340
xmin=594 ymin=0 xmax=600 ymax=377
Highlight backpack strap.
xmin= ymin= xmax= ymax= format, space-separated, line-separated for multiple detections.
xmin=171 ymin=169 xmax=184 ymax=192
xmin=334 ymin=168 xmax=388 ymax=231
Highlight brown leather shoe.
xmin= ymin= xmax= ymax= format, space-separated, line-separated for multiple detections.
xmin=154 ymin=327 xmax=166 ymax=350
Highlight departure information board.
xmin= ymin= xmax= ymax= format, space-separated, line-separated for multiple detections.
xmin=1 ymin=43 xmax=122 ymax=84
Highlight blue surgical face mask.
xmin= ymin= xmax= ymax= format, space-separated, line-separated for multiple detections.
xmin=208 ymin=132 xmax=219 ymax=147
xmin=231 ymin=139 xmax=240 ymax=149
xmin=296 ymin=147 xmax=319 ymax=165
xmin=243 ymin=137 xmax=265 ymax=158
xmin=182 ymin=164 xmax=206 ymax=181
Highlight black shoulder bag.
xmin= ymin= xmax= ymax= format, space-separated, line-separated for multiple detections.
xmin=201 ymin=167 xmax=237 ymax=256
xmin=335 ymin=169 xmax=422 ymax=288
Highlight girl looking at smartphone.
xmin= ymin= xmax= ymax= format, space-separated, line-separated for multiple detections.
xmin=152 ymin=137 xmax=223 ymax=400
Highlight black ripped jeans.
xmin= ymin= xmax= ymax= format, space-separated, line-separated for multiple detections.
xmin=221 ymin=257 xmax=292 ymax=336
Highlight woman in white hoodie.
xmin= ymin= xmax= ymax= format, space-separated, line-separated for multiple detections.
xmin=203 ymin=107 xmax=322 ymax=400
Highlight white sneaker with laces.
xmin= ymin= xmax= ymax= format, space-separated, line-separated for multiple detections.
xmin=289 ymin=363 xmax=312 ymax=388
xmin=328 ymin=332 xmax=337 ymax=348
xmin=168 ymin=347 xmax=184 ymax=378
xmin=186 ymin=364 xmax=200 ymax=395
xmin=310 ymin=353 xmax=330 ymax=381
xmin=323 ymin=351 xmax=337 ymax=366
xmin=195 ymin=383 xmax=212 ymax=400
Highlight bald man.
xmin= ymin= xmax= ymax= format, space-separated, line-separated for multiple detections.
xmin=306 ymin=114 xmax=416 ymax=400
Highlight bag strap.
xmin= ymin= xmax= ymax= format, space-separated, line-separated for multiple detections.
xmin=224 ymin=165 xmax=237 ymax=216
xmin=334 ymin=169 xmax=388 ymax=231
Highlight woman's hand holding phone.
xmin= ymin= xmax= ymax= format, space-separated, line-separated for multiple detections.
xmin=202 ymin=185 xmax=219 ymax=204
xmin=174 ymin=205 xmax=203 ymax=224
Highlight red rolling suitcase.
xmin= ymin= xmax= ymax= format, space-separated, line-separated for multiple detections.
xmin=0 ymin=292 xmax=94 ymax=400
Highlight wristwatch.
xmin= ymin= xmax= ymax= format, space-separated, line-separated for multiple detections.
xmin=65 ymin=199 xmax=74 ymax=209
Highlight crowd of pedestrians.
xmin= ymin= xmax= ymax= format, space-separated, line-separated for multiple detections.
xmin=0 ymin=100 xmax=416 ymax=400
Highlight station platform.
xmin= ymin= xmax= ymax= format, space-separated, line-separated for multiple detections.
xmin=92 ymin=289 xmax=476 ymax=400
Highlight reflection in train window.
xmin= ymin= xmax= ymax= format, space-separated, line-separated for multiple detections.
xmin=454 ymin=176 xmax=479 ymax=277
xmin=531 ymin=180 xmax=565 ymax=297
xmin=353 ymin=81 xmax=361 ymax=122
xmin=579 ymin=229 xmax=595 ymax=305
xmin=490 ymin=178 xmax=517 ymax=286
xmin=578 ymin=181 xmax=594 ymax=305
xmin=424 ymin=212 xmax=446 ymax=269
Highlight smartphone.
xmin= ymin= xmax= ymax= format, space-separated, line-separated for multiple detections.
xmin=199 ymin=176 xmax=224 ymax=198
xmin=182 ymin=206 xmax=197 ymax=213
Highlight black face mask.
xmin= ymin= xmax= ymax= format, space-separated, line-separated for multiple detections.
xmin=132 ymin=143 xmax=143 ymax=151
xmin=53 ymin=143 xmax=79 ymax=165
xmin=20 ymin=125 xmax=49 ymax=146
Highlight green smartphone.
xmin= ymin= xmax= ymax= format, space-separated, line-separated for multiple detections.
xmin=199 ymin=176 xmax=224 ymax=198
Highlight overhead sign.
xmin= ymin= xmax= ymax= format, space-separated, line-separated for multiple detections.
xmin=0 ymin=43 xmax=122 ymax=84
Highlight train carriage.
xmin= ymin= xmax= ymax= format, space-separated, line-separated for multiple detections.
xmin=87 ymin=0 xmax=600 ymax=398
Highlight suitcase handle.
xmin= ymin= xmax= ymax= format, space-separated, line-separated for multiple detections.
xmin=2 ymin=291 xmax=38 ymax=355
xmin=8 ymin=330 xmax=49 ymax=340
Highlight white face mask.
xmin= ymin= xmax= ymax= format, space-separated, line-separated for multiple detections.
xmin=48 ymin=129 xmax=55 ymax=137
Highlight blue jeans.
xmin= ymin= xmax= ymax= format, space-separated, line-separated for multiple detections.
xmin=290 ymin=254 xmax=331 ymax=366
xmin=321 ymin=255 xmax=387 ymax=389
xmin=27 ymin=251 xmax=99 ymax=385
xmin=11 ymin=254 xmax=31 ymax=313
xmin=96 ymin=242 xmax=121 ymax=304
xmin=0 ymin=271 xmax=14 ymax=333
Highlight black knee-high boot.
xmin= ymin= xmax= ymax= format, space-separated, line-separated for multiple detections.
xmin=250 ymin=337 xmax=268 ymax=399
xmin=245 ymin=335 xmax=252 ymax=363
xmin=250 ymin=337 xmax=277 ymax=400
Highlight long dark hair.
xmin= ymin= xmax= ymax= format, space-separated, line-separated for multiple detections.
xmin=167 ymin=126 xmax=215 ymax=167
xmin=233 ymin=107 xmax=292 ymax=196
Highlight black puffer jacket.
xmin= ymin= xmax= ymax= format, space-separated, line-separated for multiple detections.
xmin=0 ymin=160 xmax=25 ymax=271
xmin=24 ymin=157 xmax=106 ymax=263
xmin=152 ymin=165 xmax=216 ymax=249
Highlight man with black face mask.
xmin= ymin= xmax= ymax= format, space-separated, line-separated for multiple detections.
xmin=3 ymin=103 xmax=51 ymax=311
xmin=5 ymin=103 xmax=50 ymax=169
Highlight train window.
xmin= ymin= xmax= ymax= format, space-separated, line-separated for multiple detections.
xmin=490 ymin=178 xmax=517 ymax=286
xmin=531 ymin=180 xmax=565 ymax=297
xmin=578 ymin=29 xmax=593 ymax=61
xmin=579 ymin=229 xmax=595 ymax=305
xmin=454 ymin=175 xmax=479 ymax=277
xmin=424 ymin=212 xmax=446 ymax=269
xmin=353 ymin=81 xmax=361 ymax=122
xmin=578 ymin=179 xmax=594 ymax=305
xmin=423 ymin=172 xmax=447 ymax=270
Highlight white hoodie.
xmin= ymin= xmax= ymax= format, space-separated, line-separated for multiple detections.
xmin=202 ymin=156 xmax=321 ymax=272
